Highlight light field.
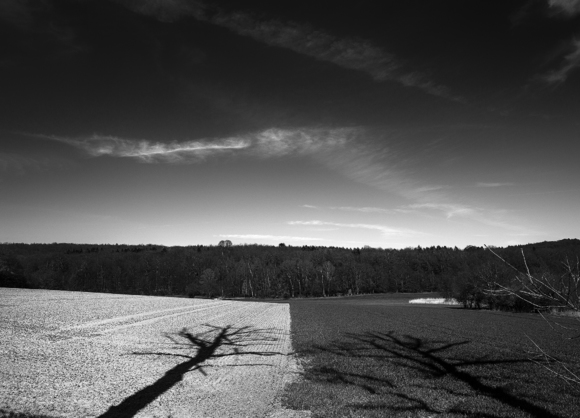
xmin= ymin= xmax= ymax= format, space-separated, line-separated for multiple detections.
xmin=0 ymin=288 xmax=300 ymax=418
xmin=408 ymin=297 xmax=460 ymax=305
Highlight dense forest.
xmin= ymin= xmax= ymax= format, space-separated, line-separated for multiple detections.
xmin=1 ymin=239 xmax=579 ymax=311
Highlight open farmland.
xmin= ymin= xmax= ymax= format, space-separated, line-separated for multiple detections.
xmin=0 ymin=288 xmax=305 ymax=418
xmin=3 ymin=290 xmax=580 ymax=418
xmin=283 ymin=294 xmax=580 ymax=418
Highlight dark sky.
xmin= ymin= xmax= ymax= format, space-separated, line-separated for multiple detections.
xmin=1 ymin=0 xmax=579 ymax=248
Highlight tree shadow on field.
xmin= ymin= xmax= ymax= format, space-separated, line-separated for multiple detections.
xmin=98 ymin=324 xmax=285 ymax=418
xmin=309 ymin=331 xmax=566 ymax=418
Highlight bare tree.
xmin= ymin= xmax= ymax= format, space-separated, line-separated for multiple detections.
xmin=485 ymin=246 xmax=579 ymax=318
xmin=485 ymin=245 xmax=580 ymax=385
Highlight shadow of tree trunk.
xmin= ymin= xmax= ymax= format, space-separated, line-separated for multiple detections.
xmin=99 ymin=324 xmax=283 ymax=418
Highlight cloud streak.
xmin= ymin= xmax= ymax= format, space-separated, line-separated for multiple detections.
xmin=330 ymin=206 xmax=394 ymax=214
xmin=407 ymin=203 xmax=479 ymax=219
xmin=116 ymin=0 xmax=458 ymax=100
xmin=548 ymin=0 xmax=580 ymax=17
xmin=310 ymin=133 xmax=427 ymax=201
xmin=405 ymin=202 xmax=535 ymax=233
xmin=217 ymin=234 xmax=322 ymax=242
xmin=32 ymin=127 xmax=530 ymax=236
xmin=540 ymin=39 xmax=580 ymax=86
xmin=32 ymin=128 xmax=356 ymax=163
xmin=0 ymin=152 xmax=73 ymax=175
xmin=476 ymin=182 xmax=514 ymax=187
xmin=303 ymin=204 xmax=395 ymax=214
xmin=35 ymin=133 xmax=249 ymax=163
xmin=288 ymin=220 xmax=424 ymax=237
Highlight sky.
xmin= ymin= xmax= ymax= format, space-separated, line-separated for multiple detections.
xmin=1 ymin=0 xmax=579 ymax=249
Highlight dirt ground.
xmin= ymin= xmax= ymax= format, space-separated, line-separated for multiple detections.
xmin=0 ymin=288 xmax=309 ymax=418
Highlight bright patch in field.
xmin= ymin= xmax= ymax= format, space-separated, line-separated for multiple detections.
xmin=408 ymin=298 xmax=460 ymax=305
xmin=0 ymin=289 xmax=302 ymax=417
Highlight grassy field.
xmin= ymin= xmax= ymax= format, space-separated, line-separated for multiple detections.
xmin=283 ymin=293 xmax=580 ymax=417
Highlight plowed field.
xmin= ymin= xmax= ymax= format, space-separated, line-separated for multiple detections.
xmin=0 ymin=288 xmax=305 ymax=418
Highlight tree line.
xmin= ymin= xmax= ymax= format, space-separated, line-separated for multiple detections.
xmin=1 ymin=240 xmax=579 ymax=311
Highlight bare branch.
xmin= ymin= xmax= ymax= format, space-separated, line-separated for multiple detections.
xmin=485 ymin=246 xmax=580 ymax=386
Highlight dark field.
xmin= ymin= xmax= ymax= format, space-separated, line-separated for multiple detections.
xmin=284 ymin=294 xmax=580 ymax=418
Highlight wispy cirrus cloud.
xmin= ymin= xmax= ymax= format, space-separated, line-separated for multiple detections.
xmin=540 ymin=38 xmax=580 ymax=86
xmin=303 ymin=204 xmax=395 ymax=214
xmin=30 ymin=127 xmax=356 ymax=163
xmin=330 ymin=206 xmax=394 ymax=214
xmin=547 ymin=0 xmax=580 ymax=16
xmin=407 ymin=203 xmax=479 ymax=219
xmin=0 ymin=152 xmax=73 ymax=175
xmin=413 ymin=185 xmax=448 ymax=193
xmin=32 ymin=126 xmax=463 ymax=209
xmin=32 ymin=133 xmax=248 ymax=163
xmin=30 ymin=127 xmax=532 ymax=236
xmin=217 ymin=234 xmax=322 ymax=242
xmin=476 ymin=182 xmax=514 ymax=187
xmin=311 ymin=135 xmax=431 ymax=202
xmin=538 ymin=1 xmax=580 ymax=85
xmin=405 ymin=202 xmax=536 ymax=233
xmin=288 ymin=220 xmax=424 ymax=237
xmin=116 ymin=0 xmax=458 ymax=100
xmin=29 ymin=126 xmax=427 ymax=203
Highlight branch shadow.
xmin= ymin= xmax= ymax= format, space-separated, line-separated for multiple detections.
xmin=309 ymin=331 xmax=564 ymax=417
xmin=98 ymin=324 xmax=285 ymax=418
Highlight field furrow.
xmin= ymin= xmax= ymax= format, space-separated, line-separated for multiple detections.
xmin=0 ymin=289 xmax=302 ymax=418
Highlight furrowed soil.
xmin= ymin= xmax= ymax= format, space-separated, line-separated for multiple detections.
xmin=283 ymin=294 xmax=580 ymax=418
xmin=0 ymin=288 xmax=304 ymax=418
